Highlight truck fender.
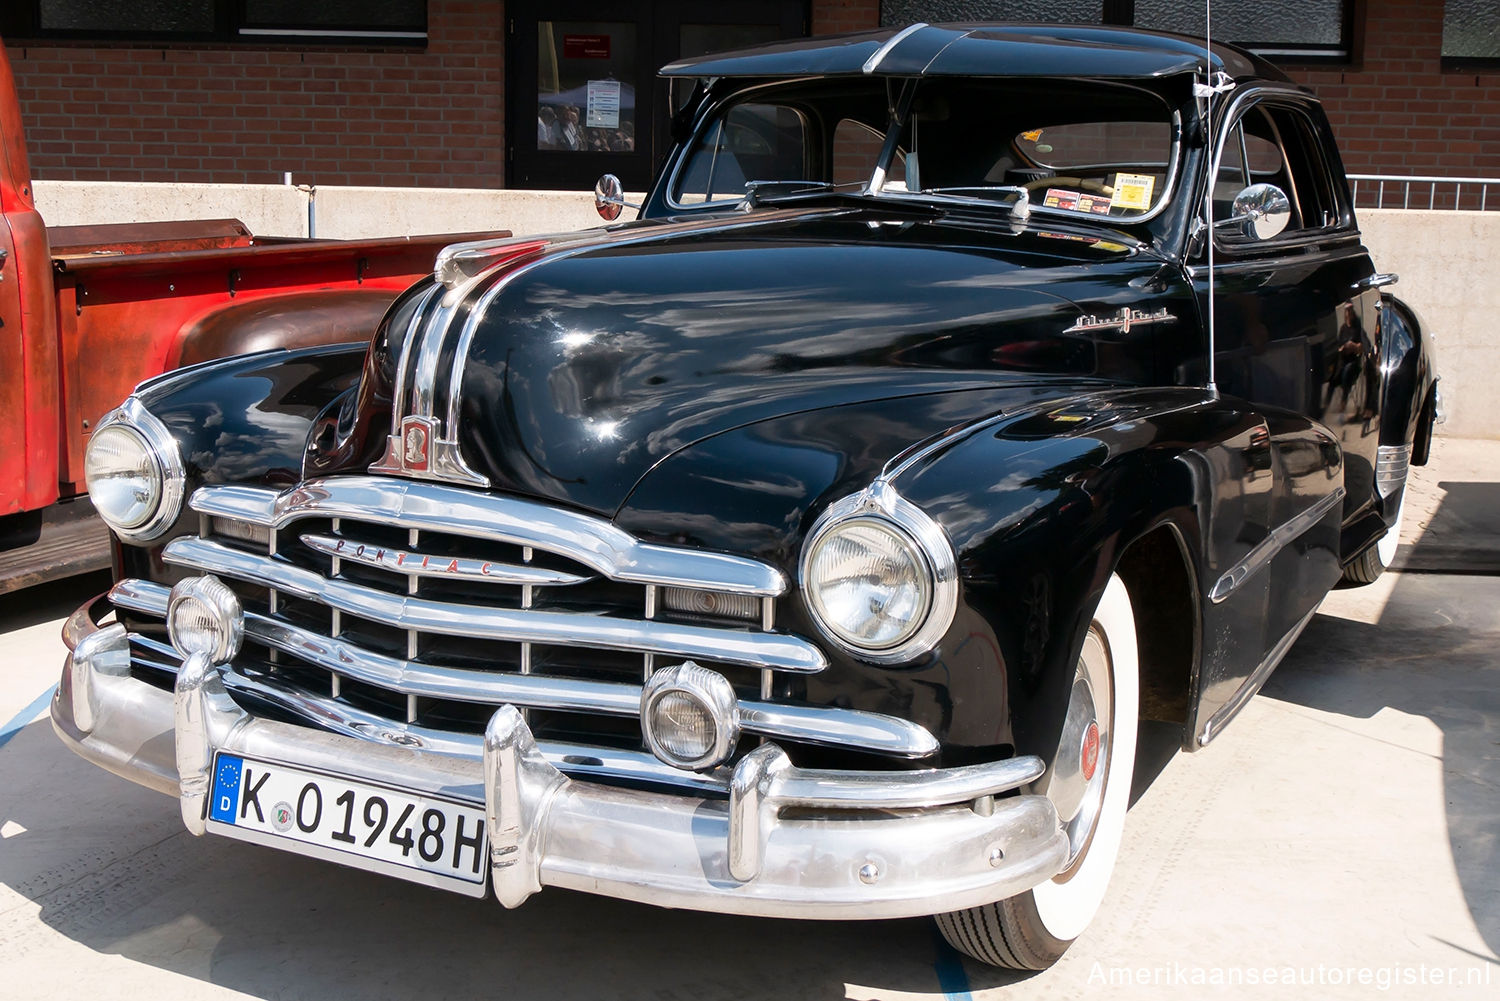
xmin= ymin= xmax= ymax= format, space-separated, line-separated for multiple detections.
xmin=169 ymin=287 xmax=400 ymax=369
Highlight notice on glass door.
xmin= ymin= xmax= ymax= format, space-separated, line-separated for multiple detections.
xmin=586 ymin=79 xmax=621 ymax=129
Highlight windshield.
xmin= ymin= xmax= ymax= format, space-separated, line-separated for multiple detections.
xmin=668 ymin=77 xmax=1177 ymax=221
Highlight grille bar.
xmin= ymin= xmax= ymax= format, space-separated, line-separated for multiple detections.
xmin=111 ymin=579 xmax=936 ymax=757
xmin=299 ymin=533 xmax=591 ymax=587
xmin=164 ymin=537 xmax=826 ymax=674
xmin=190 ymin=477 xmax=787 ymax=596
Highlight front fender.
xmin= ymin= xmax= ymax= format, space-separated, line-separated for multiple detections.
xmin=889 ymin=386 xmax=1343 ymax=762
xmin=116 ymin=343 xmax=366 ymax=582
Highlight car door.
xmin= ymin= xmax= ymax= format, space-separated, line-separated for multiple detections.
xmin=1187 ymin=91 xmax=1373 ymax=741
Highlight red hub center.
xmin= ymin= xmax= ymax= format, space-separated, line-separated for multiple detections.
xmin=1080 ymin=721 xmax=1101 ymax=781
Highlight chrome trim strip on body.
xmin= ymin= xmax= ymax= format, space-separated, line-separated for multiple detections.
xmin=1375 ymin=443 xmax=1412 ymax=498
xmin=191 ymin=478 xmax=787 ymax=596
xmin=1209 ymin=486 xmax=1346 ymax=603
xmin=298 ymin=533 xmax=592 ymax=587
xmin=384 ymin=284 xmax=443 ymax=442
xmin=1198 ymin=606 xmax=1317 ymax=746
xmin=110 ymin=578 xmax=931 ymax=757
xmin=163 ymin=537 xmax=824 ymax=673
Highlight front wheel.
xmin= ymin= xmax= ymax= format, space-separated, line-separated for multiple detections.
xmin=935 ymin=573 xmax=1139 ymax=970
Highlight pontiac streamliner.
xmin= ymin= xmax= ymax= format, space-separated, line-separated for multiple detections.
xmin=53 ymin=24 xmax=1439 ymax=969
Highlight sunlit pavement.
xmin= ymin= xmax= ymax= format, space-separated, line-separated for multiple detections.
xmin=1 ymin=439 xmax=1495 ymax=1001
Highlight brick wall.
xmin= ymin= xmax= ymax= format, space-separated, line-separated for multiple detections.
xmin=812 ymin=0 xmax=880 ymax=36
xmin=1291 ymin=0 xmax=1500 ymax=186
xmin=3 ymin=0 xmax=1493 ymax=189
xmin=5 ymin=0 xmax=506 ymax=188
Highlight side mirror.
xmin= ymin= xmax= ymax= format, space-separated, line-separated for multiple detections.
xmin=594 ymin=174 xmax=639 ymax=222
xmin=1216 ymin=183 xmax=1292 ymax=241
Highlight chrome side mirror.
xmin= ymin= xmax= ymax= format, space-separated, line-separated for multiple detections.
xmin=1217 ymin=183 xmax=1292 ymax=241
xmin=594 ymin=174 xmax=639 ymax=222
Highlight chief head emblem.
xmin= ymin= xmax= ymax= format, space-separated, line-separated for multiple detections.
xmin=402 ymin=419 xmax=430 ymax=471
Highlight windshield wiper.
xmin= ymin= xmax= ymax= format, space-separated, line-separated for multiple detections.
xmin=909 ymin=186 xmax=1033 ymax=220
xmin=742 ymin=179 xmax=842 ymax=207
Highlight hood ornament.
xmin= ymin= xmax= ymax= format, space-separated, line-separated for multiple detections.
xmin=1062 ymin=306 xmax=1178 ymax=336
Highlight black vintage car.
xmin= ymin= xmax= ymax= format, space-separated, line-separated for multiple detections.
xmin=56 ymin=24 xmax=1438 ymax=970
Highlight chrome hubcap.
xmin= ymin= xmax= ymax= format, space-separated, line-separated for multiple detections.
xmin=1045 ymin=628 xmax=1112 ymax=873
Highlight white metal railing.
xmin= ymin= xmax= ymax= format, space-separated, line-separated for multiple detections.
xmin=1349 ymin=174 xmax=1500 ymax=211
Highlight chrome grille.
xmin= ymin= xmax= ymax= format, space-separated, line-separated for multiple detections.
xmin=113 ymin=477 xmax=938 ymax=787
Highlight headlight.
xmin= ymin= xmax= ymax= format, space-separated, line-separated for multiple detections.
xmin=800 ymin=485 xmax=958 ymax=664
xmin=84 ymin=398 xmax=185 ymax=543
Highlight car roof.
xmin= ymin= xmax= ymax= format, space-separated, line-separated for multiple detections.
xmin=660 ymin=22 xmax=1292 ymax=85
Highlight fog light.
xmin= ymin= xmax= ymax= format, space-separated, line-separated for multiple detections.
xmin=167 ymin=575 xmax=244 ymax=665
xmin=641 ymin=662 xmax=740 ymax=770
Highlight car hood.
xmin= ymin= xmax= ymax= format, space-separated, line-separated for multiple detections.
xmin=312 ymin=208 xmax=1162 ymax=516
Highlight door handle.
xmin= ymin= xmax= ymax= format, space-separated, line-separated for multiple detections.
xmin=1353 ymin=272 xmax=1398 ymax=291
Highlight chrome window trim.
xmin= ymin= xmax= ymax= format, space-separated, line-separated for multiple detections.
xmin=665 ymin=77 xmax=1181 ymax=227
xmin=190 ymin=477 xmax=787 ymax=596
xmin=163 ymin=536 xmax=823 ymax=673
xmin=90 ymin=397 xmax=187 ymax=544
xmin=113 ymin=578 xmax=936 ymax=758
xmin=1204 ymin=85 xmax=1356 ymax=256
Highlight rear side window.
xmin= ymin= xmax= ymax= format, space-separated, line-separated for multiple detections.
xmin=1215 ymin=102 xmax=1349 ymax=242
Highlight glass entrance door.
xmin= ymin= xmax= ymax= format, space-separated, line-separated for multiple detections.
xmin=508 ymin=1 xmax=807 ymax=191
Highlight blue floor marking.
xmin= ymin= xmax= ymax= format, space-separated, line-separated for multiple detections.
xmin=932 ymin=923 xmax=975 ymax=1000
xmin=0 ymin=684 xmax=58 ymax=751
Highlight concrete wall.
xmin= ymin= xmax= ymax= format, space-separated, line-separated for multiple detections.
xmin=1360 ymin=209 xmax=1498 ymax=439
xmin=32 ymin=180 xmax=619 ymax=240
xmin=28 ymin=182 xmax=1497 ymax=439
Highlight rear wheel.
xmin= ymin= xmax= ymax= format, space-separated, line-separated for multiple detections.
xmin=1342 ymin=485 xmax=1407 ymax=586
xmin=935 ymin=573 xmax=1139 ymax=969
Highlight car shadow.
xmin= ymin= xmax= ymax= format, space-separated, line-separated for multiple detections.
xmin=1258 ymin=481 xmax=1500 ymax=959
xmin=0 ymin=714 xmax=985 ymax=1000
xmin=0 ymin=571 xmax=110 ymax=634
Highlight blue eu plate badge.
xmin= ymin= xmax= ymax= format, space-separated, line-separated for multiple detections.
xmin=210 ymin=754 xmax=244 ymax=824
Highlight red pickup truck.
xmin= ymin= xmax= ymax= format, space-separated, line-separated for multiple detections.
xmin=0 ymin=43 xmax=504 ymax=593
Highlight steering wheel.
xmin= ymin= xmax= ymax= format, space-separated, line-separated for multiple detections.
xmin=1021 ymin=175 xmax=1114 ymax=196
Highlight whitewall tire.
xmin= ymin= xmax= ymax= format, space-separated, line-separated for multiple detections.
xmin=936 ymin=572 xmax=1138 ymax=969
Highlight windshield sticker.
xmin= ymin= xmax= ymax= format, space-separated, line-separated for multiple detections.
xmin=1043 ymin=188 xmax=1112 ymax=215
xmin=1110 ymin=173 xmax=1156 ymax=211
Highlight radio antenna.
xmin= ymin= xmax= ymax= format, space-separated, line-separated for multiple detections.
xmin=1203 ymin=0 xmax=1218 ymax=394
xmin=1194 ymin=0 xmax=1234 ymax=395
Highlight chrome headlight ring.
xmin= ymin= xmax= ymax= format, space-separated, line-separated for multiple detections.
xmin=86 ymin=397 xmax=186 ymax=544
xmin=798 ymin=482 xmax=959 ymax=665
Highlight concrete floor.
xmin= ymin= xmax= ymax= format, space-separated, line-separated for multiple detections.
xmin=0 ymin=441 xmax=1495 ymax=1000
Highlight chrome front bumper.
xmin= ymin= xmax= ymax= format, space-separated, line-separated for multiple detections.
xmin=53 ymin=599 xmax=1068 ymax=920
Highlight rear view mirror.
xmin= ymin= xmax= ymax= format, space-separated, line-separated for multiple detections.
xmin=1216 ymin=183 xmax=1291 ymax=241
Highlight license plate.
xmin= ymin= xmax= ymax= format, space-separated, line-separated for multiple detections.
xmin=206 ymin=753 xmax=489 ymax=897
